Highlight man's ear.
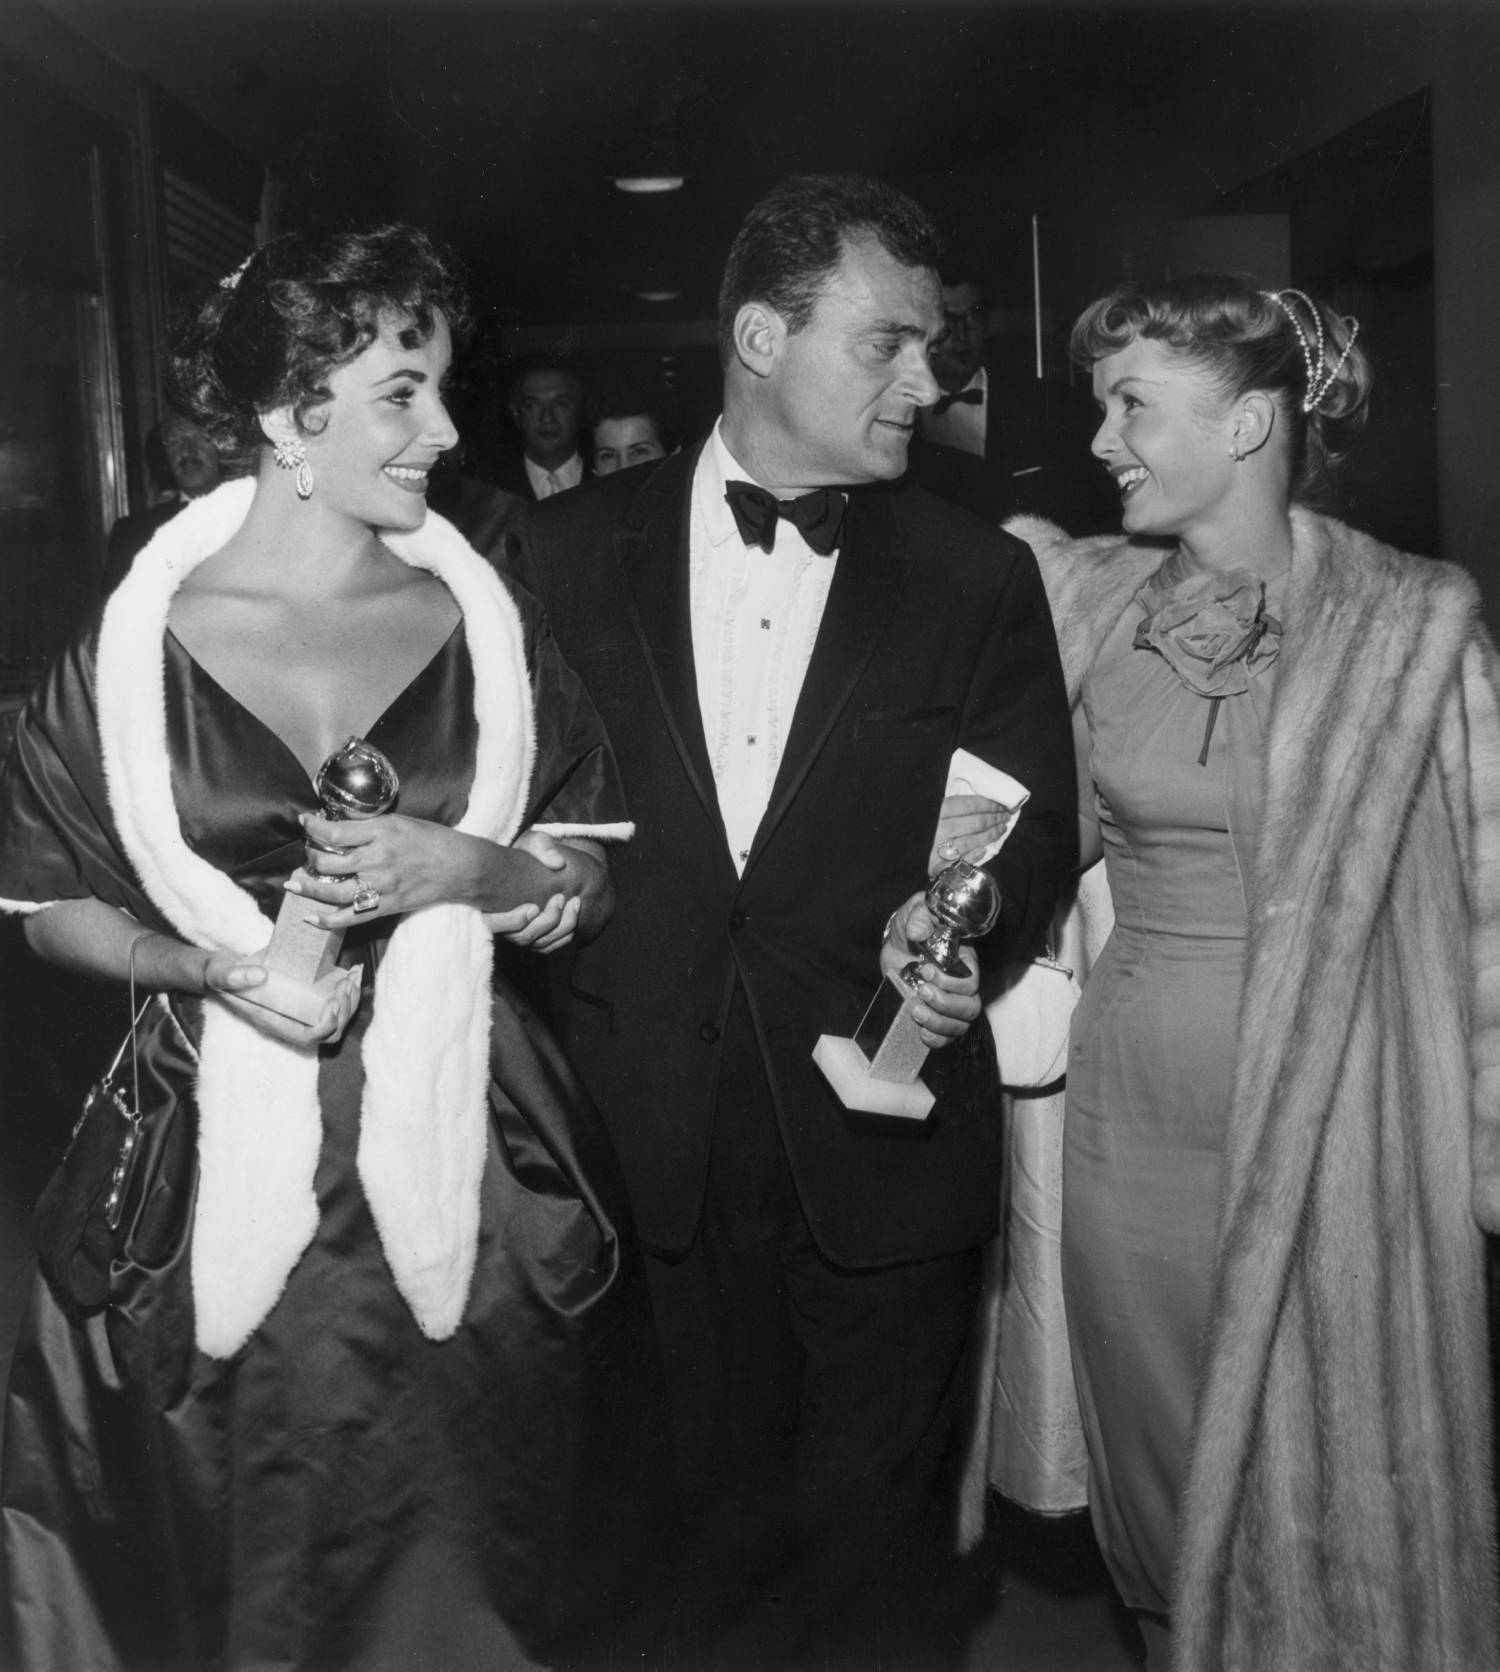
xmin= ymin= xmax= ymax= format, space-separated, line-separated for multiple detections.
xmin=731 ymin=301 xmax=785 ymax=380
xmin=1232 ymin=391 xmax=1278 ymax=460
xmin=259 ymin=405 xmax=300 ymax=450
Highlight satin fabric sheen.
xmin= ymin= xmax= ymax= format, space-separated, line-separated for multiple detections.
xmin=0 ymin=606 xmax=669 ymax=1669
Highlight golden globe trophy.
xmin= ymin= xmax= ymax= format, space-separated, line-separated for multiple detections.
xmin=813 ymin=857 xmax=1001 ymax=1121
xmin=242 ymin=737 xmax=400 ymax=1026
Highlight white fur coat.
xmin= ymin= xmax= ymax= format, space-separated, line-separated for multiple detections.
xmin=1015 ymin=509 xmax=1500 ymax=1671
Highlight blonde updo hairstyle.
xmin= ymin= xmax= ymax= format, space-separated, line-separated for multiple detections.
xmin=169 ymin=223 xmax=472 ymax=478
xmin=1069 ymin=272 xmax=1372 ymax=502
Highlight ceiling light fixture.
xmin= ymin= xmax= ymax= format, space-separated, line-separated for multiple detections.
xmin=636 ymin=288 xmax=682 ymax=303
xmin=614 ymin=176 xmax=685 ymax=195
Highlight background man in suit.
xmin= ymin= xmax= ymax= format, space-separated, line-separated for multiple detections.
xmin=509 ymin=175 xmax=1075 ymax=1667
xmin=102 ymin=407 xmax=222 ymax=590
xmin=489 ymin=356 xmax=590 ymax=501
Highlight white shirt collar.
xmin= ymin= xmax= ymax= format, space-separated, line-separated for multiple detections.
xmin=698 ymin=419 xmax=757 ymax=550
xmin=524 ymin=451 xmax=584 ymax=498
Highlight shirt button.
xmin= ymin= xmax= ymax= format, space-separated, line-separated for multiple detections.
xmin=728 ymin=908 xmax=747 ymax=931
xmin=699 ymin=1022 xmax=721 ymax=1044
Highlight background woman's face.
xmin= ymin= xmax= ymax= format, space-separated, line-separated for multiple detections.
xmin=304 ymin=311 xmax=458 ymax=531
xmin=593 ymin=415 xmax=666 ymax=474
xmin=1090 ymin=336 xmax=1239 ymax=541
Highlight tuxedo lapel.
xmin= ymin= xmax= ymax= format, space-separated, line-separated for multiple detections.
xmin=615 ymin=446 xmax=725 ymax=841
xmin=745 ymin=486 xmax=913 ymax=873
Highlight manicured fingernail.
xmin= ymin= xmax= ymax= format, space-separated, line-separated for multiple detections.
xmin=303 ymin=914 xmax=325 ymax=928
xmin=283 ymin=877 xmax=304 ymax=895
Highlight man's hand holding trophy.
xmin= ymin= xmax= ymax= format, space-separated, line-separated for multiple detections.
xmin=813 ymin=750 xmax=1026 ymax=1121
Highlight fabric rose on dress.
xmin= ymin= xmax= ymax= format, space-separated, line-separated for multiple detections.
xmin=1133 ymin=566 xmax=1282 ymax=697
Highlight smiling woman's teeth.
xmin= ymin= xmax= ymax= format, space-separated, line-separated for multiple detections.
xmin=385 ymin=465 xmax=428 ymax=486
xmin=1117 ymin=467 xmax=1148 ymax=494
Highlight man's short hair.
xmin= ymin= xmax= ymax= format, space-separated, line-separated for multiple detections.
xmin=717 ymin=174 xmax=942 ymax=364
xmin=506 ymin=354 xmax=583 ymax=406
xmin=938 ymin=260 xmax=992 ymax=311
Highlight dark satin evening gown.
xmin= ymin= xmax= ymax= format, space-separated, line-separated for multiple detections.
xmin=0 ymin=610 xmax=670 ymax=1670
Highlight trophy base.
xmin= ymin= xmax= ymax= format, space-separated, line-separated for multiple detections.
xmin=813 ymin=971 xmax=936 ymax=1121
xmin=239 ymin=966 xmax=342 ymax=1027
xmin=237 ymin=883 xmax=346 ymax=1026
xmin=812 ymin=1035 xmax=935 ymax=1121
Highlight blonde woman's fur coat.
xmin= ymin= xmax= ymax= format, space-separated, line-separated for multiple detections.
xmin=1012 ymin=509 xmax=1500 ymax=1671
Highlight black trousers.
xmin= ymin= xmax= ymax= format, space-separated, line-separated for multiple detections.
xmin=644 ymin=986 xmax=984 ymax=1670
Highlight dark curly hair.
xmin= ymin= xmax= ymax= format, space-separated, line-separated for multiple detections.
xmin=169 ymin=224 xmax=472 ymax=476
xmin=1070 ymin=272 xmax=1372 ymax=501
xmin=717 ymin=175 xmax=941 ymax=365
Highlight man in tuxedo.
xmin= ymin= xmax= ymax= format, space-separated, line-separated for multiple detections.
xmin=909 ymin=264 xmax=1116 ymax=532
xmin=509 ymin=175 xmax=1074 ymax=1666
xmin=488 ymin=357 xmax=590 ymax=501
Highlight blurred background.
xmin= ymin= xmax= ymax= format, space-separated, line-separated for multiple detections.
xmin=2 ymin=0 xmax=1494 ymax=722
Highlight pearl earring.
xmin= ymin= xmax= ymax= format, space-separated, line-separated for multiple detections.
xmin=274 ymin=436 xmax=314 ymax=499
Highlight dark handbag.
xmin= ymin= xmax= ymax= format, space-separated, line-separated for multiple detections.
xmin=33 ymin=986 xmax=155 ymax=1319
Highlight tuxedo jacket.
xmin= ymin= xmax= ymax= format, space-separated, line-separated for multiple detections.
xmin=507 ymin=445 xmax=1075 ymax=1266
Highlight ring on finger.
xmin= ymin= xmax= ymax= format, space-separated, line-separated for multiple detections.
xmin=350 ymin=875 xmax=381 ymax=915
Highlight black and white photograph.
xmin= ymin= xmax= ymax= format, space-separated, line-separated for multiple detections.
xmin=0 ymin=2 xmax=1495 ymax=1667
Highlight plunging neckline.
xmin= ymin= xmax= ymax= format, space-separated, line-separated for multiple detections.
xmin=164 ymin=621 xmax=464 ymax=793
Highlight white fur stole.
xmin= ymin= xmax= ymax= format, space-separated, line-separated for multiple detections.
xmin=99 ymin=479 xmax=534 ymax=1356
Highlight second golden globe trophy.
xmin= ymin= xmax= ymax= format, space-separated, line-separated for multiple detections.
xmin=242 ymin=737 xmax=400 ymax=1026
xmin=813 ymin=858 xmax=1001 ymax=1121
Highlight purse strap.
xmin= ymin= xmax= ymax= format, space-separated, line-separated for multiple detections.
xmin=102 ymin=932 xmax=153 ymax=1113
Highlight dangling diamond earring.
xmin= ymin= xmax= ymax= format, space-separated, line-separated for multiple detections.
xmin=273 ymin=436 xmax=314 ymax=500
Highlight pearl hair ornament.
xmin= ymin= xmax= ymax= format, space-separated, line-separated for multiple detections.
xmin=218 ymin=252 xmax=255 ymax=292
xmin=1262 ymin=288 xmax=1360 ymax=415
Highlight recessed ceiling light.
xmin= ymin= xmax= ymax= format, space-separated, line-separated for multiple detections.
xmin=614 ymin=176 xmax=685 ymax=195
xmin=637 ymin=288 xmax=682 ymax=302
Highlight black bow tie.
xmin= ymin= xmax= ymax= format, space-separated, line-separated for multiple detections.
xmin=931 ymin=388 xmax=984 ymax=417
xmin=724 ymin=481 xmax=845 ymax=557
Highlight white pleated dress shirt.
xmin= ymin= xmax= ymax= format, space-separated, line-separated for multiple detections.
xmin=690 ymin=422 xmax=840 ymax=874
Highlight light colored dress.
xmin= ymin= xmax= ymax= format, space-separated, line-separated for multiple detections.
xmin=1061 ymin=559 xmax=1283 ymax=1615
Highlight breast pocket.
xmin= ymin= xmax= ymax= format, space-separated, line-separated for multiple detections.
xmin=851 ymin=704 xmax=957 ymax=742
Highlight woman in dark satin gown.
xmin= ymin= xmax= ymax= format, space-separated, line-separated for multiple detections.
xmin=0 ymin=225 xmax=668 ymax=1670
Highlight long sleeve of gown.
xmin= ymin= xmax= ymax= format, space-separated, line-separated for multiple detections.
xmin=509 ymin=579 xmax=632 ymax=841
xmin=0 ymin=625 xmax=151 ymax=919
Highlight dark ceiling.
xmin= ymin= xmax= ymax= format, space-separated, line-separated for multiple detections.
xmin=50 ymin=0 xmax=1239 ymax=331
